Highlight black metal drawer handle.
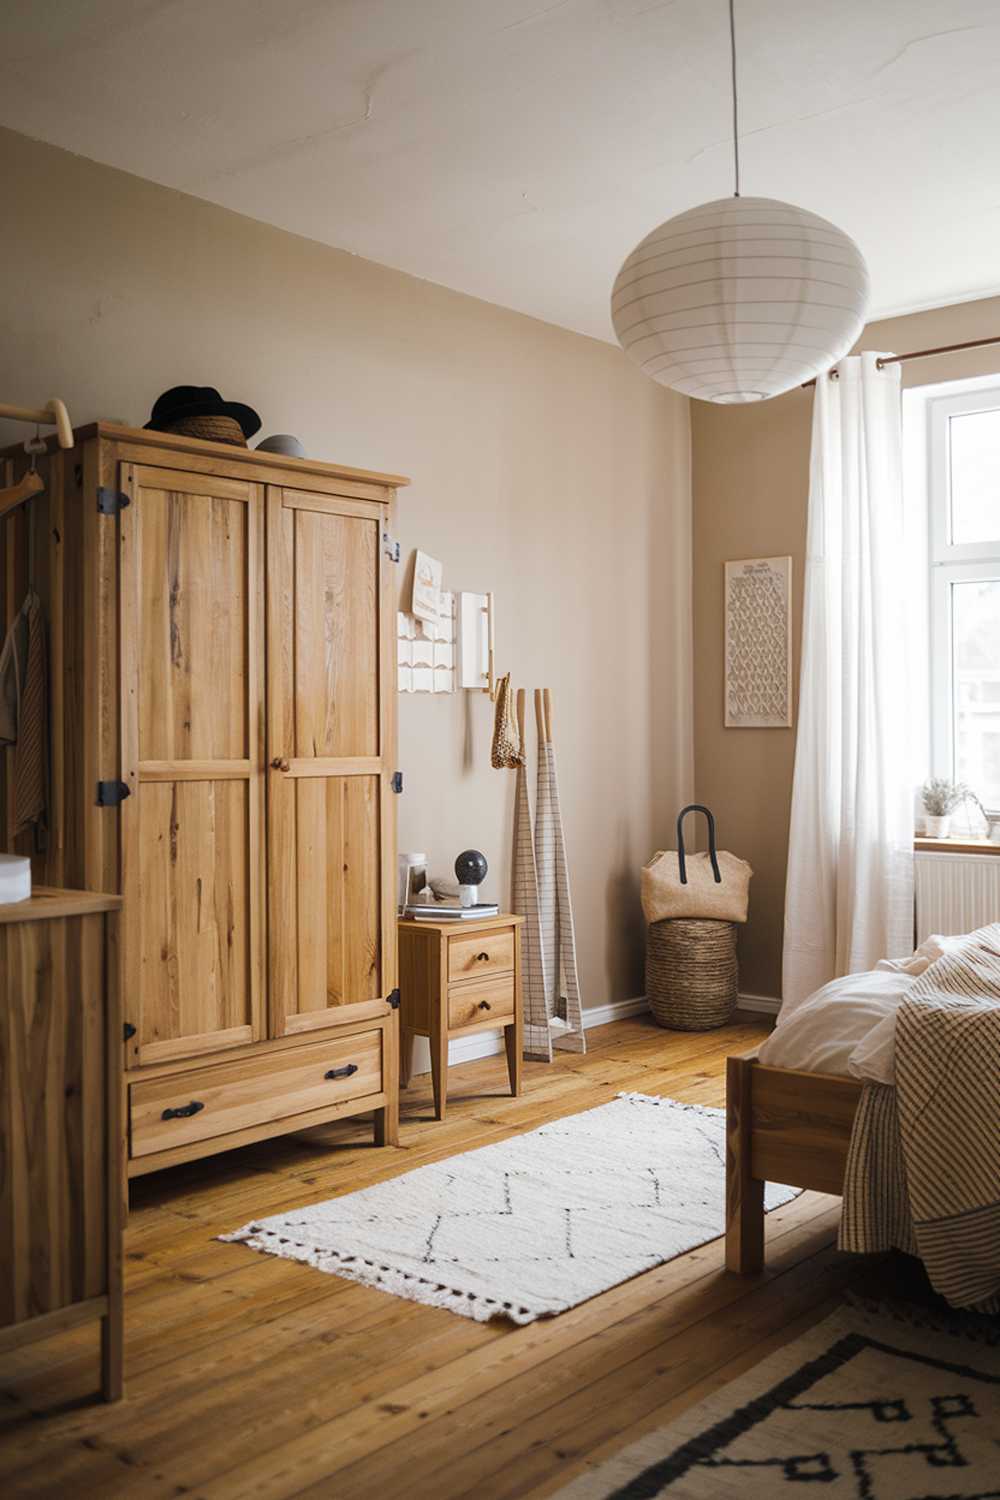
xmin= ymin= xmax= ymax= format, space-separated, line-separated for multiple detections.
xmin=476 ymin=951 xmax=490 ymax=961
xmin=162 ymin=1100 xmax=204 ymax=1121
xmin=325 ymin=1064 xmax=359 ymax=1080
xmin=478 ymin=1000 xmax=491 ymax=1011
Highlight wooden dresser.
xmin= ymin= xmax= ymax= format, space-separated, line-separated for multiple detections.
xmin=0 ymin=888 xmax=123 ymax=1400
xmin=398 ymin=913 xmax=524 ymax=1118
xmin=0 ymin=424 xmax=407 ymax=1181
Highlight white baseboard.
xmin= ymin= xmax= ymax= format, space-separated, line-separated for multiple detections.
xmin=409 ymin=989 xmax=779 ymax=1077
xmin=737 ymin=992 xmax=781 ymax=1016
xmin=410 ymin=993 xmax=650 ymax=1075
xmin=576 ymin=994 xmax=651 ymax=1027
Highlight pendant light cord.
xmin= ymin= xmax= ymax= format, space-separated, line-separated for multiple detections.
xmin=729 ymin=0 xmax=740 ymax=197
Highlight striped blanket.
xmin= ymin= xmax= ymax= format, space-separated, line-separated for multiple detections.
xmin=840 ymin=923 xmax=1000 ymax=1311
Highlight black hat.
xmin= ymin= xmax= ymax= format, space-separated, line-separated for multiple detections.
xmin=145 ymin=386 xmax=261 ymax=439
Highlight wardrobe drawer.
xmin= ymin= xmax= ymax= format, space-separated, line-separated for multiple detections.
xmin=448 ymin=975 xmax=516 ymax=1031
xmin=130 ymin=1030 xmax=383 ymax=1158
xmin=448 ymin=927 xmax=515 ymax=982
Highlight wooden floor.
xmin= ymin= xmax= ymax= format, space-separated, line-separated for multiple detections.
xmin=2 ymin=1012 xmax=867 ymax=1499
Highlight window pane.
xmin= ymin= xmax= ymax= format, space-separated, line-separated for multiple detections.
xmin=949 ymin=408 xmax=1000 ymax=544
xmin=953 ymin=577 xmax=1000 ymax=808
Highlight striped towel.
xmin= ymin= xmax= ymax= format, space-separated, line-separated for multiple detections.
xmin=512 ymin=755 xmax=551 ymax=1061
xmin=535 ymin=739 xmax=585 ymax=1054
xmin=841 ymin=923 xmax=1000 ymax=1311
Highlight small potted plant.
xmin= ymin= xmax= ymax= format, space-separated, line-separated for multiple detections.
xmin=920 ymin=777 xmax=968 ymax=838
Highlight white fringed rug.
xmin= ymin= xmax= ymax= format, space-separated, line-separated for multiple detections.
xmin=221 ymin=1094 xmax=797 ymax=1325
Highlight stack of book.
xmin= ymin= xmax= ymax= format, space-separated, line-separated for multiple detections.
xmin=404 ymin=900 xmax=499 ymax=921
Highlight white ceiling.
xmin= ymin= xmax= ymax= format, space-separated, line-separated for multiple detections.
xmin=2 ymin=0 xmax=999 ymax=341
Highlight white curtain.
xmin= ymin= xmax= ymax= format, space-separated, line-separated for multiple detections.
xmin=782 ymin=353 xmax=914 ymax=1007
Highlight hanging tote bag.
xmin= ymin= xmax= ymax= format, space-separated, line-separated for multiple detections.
xmin=490 ymin=672 xmax=523 ymax=769
xmin=641 ymin=805 xmax=752 ymax=925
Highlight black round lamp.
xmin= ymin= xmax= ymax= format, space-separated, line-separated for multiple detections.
xmin=455 ymin=850 xmax=488 ymax=907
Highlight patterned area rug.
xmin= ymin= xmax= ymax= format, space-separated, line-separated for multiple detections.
xmin=221 ymin=1093 xmax=797 ymax=1324
xmin=550 ymin=1301 xmax=1000 ymax=1498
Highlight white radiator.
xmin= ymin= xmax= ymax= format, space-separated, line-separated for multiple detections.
xmin=914 ymin=852 xmax=1000 ymax=943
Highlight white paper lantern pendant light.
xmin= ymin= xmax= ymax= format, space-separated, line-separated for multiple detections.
xmin=612 ymin=0 xmax=870 ymax=404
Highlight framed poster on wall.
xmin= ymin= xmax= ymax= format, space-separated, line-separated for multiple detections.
xmin=724 ymin=556 xmax=792 ymax=728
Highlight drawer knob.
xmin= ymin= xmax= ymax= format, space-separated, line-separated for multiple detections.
xmin=476 ymin=951 xmax=490 ymax=962
xmin=162 ymin=1100 xmax=204 ymax=1121
xmin=478 ymin=1000 xmax=491 ymax=1011
xmin=325 ymin=1063 xmax=359 ymax=1080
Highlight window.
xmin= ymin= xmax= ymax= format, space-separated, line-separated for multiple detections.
xmin=928 ymin=384 xmax=1000 ymax=813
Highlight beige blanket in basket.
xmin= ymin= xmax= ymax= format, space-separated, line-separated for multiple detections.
xmin=641 ymin=849 xmax=751 ymax=925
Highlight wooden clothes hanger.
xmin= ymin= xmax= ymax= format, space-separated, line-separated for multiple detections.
xmin=0 ymin=396 xmax=73 ymax=521
xmin=534 ymin=687 xmax=553 ymax=745
xmin=0 ymin=468 xmax=44 ymax=522
xmin=0 ymin=430 xmax=48 ymax=523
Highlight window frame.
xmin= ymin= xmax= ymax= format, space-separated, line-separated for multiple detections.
xmin=927 ymin=383 xmax=1000 ymax=813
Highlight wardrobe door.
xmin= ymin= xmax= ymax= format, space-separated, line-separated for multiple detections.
xmin=119 ymin=464 xmax=265 ymax=1067
xmin=267 ymin=486 xmax=397 ymax=1036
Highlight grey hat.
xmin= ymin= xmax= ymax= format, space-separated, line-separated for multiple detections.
xmin=255 ymin=433 xmax=306 ymax=458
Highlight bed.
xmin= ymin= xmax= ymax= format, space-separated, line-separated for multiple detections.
xmin=724 ymin=928 xmax=1000 ymax=1312
xmin=725 ymin=1050 xmax=860 ymax=1272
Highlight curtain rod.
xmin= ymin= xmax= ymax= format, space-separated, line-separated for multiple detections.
xmin=802 ymin=333 xmax=1000 ymax=388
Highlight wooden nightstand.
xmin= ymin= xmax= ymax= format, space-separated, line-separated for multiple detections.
xmin=397 ymin=913 xmax=524 ymax=1119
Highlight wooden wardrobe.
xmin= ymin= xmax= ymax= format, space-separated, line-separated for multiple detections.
xmin=1 ymin=423 xmax=407 ymax=1180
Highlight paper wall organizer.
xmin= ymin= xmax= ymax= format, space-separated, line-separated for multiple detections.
xmin=397 ymin=591 xmax=455 ymax=693
xmin=724 ymin=556 xmax=792 ymax=728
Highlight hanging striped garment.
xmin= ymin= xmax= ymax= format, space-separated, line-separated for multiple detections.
xmin=535 ymin=738 xmax=585 ymax=1054
xmin=534 ymin=733 xmax=557 ymax=1031
xmin=512 ymin=757 xmax=551 ymax=1061
xmin=840 ymin=922 xmax=1000 ymax=1311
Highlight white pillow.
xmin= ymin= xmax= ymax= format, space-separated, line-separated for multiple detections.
xmin=847 ymin=1011 xmax=899 ymax=1085
xmin=758 ymin=968 xmax=915 ymax=1079
xmin=875 ymin=931 xmax=967 ymax=977
xmin=848 ymin=933 xmax=976 ymax=1083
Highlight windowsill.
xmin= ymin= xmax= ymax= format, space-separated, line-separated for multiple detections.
xmin=914 ymin=836 xmax=1000 ymax=856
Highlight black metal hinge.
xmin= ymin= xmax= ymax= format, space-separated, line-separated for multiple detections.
xmin=123 ymin=1022 xmax=136 ymax=1041
xmin=96 ymin=779 xmax=131 ymax=807
xmin=387 ymin=988 xmax=400 ymax=1010
xmin=96 ymin=487 xmax=131 ymax=516
xmin=391 ymin=771 xmax=403 ymax=794
xmin=382 ymin=532 xmax=400 ymax=563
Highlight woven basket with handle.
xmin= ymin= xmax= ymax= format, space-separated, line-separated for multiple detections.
xmin=645 ymin=917 xmax=737 ymax=1030
xmin=643 ymin=805 xmax=741 ymax=1030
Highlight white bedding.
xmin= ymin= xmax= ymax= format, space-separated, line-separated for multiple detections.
xmin=757 ymin=934 xmax=967 ymax=1083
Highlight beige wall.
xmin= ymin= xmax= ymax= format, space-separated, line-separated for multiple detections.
xmin=0 ymin=126 xmax=693 ymax=1012
xmin=693 ymin=294 xmax=1000 ymax=999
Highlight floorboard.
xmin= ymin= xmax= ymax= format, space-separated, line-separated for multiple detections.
xmin=0 ymin=1011 xmax=884 ymax=1499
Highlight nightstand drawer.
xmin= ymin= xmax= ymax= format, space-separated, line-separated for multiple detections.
xmin=448 ymin=975 xmax=516 ymax=1030
xmin=448 ymin=927 xmax=515 ymax=981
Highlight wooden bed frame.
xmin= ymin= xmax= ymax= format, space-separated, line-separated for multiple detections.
xmin=725 ymin=1048 xmax=863 ymax=1273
